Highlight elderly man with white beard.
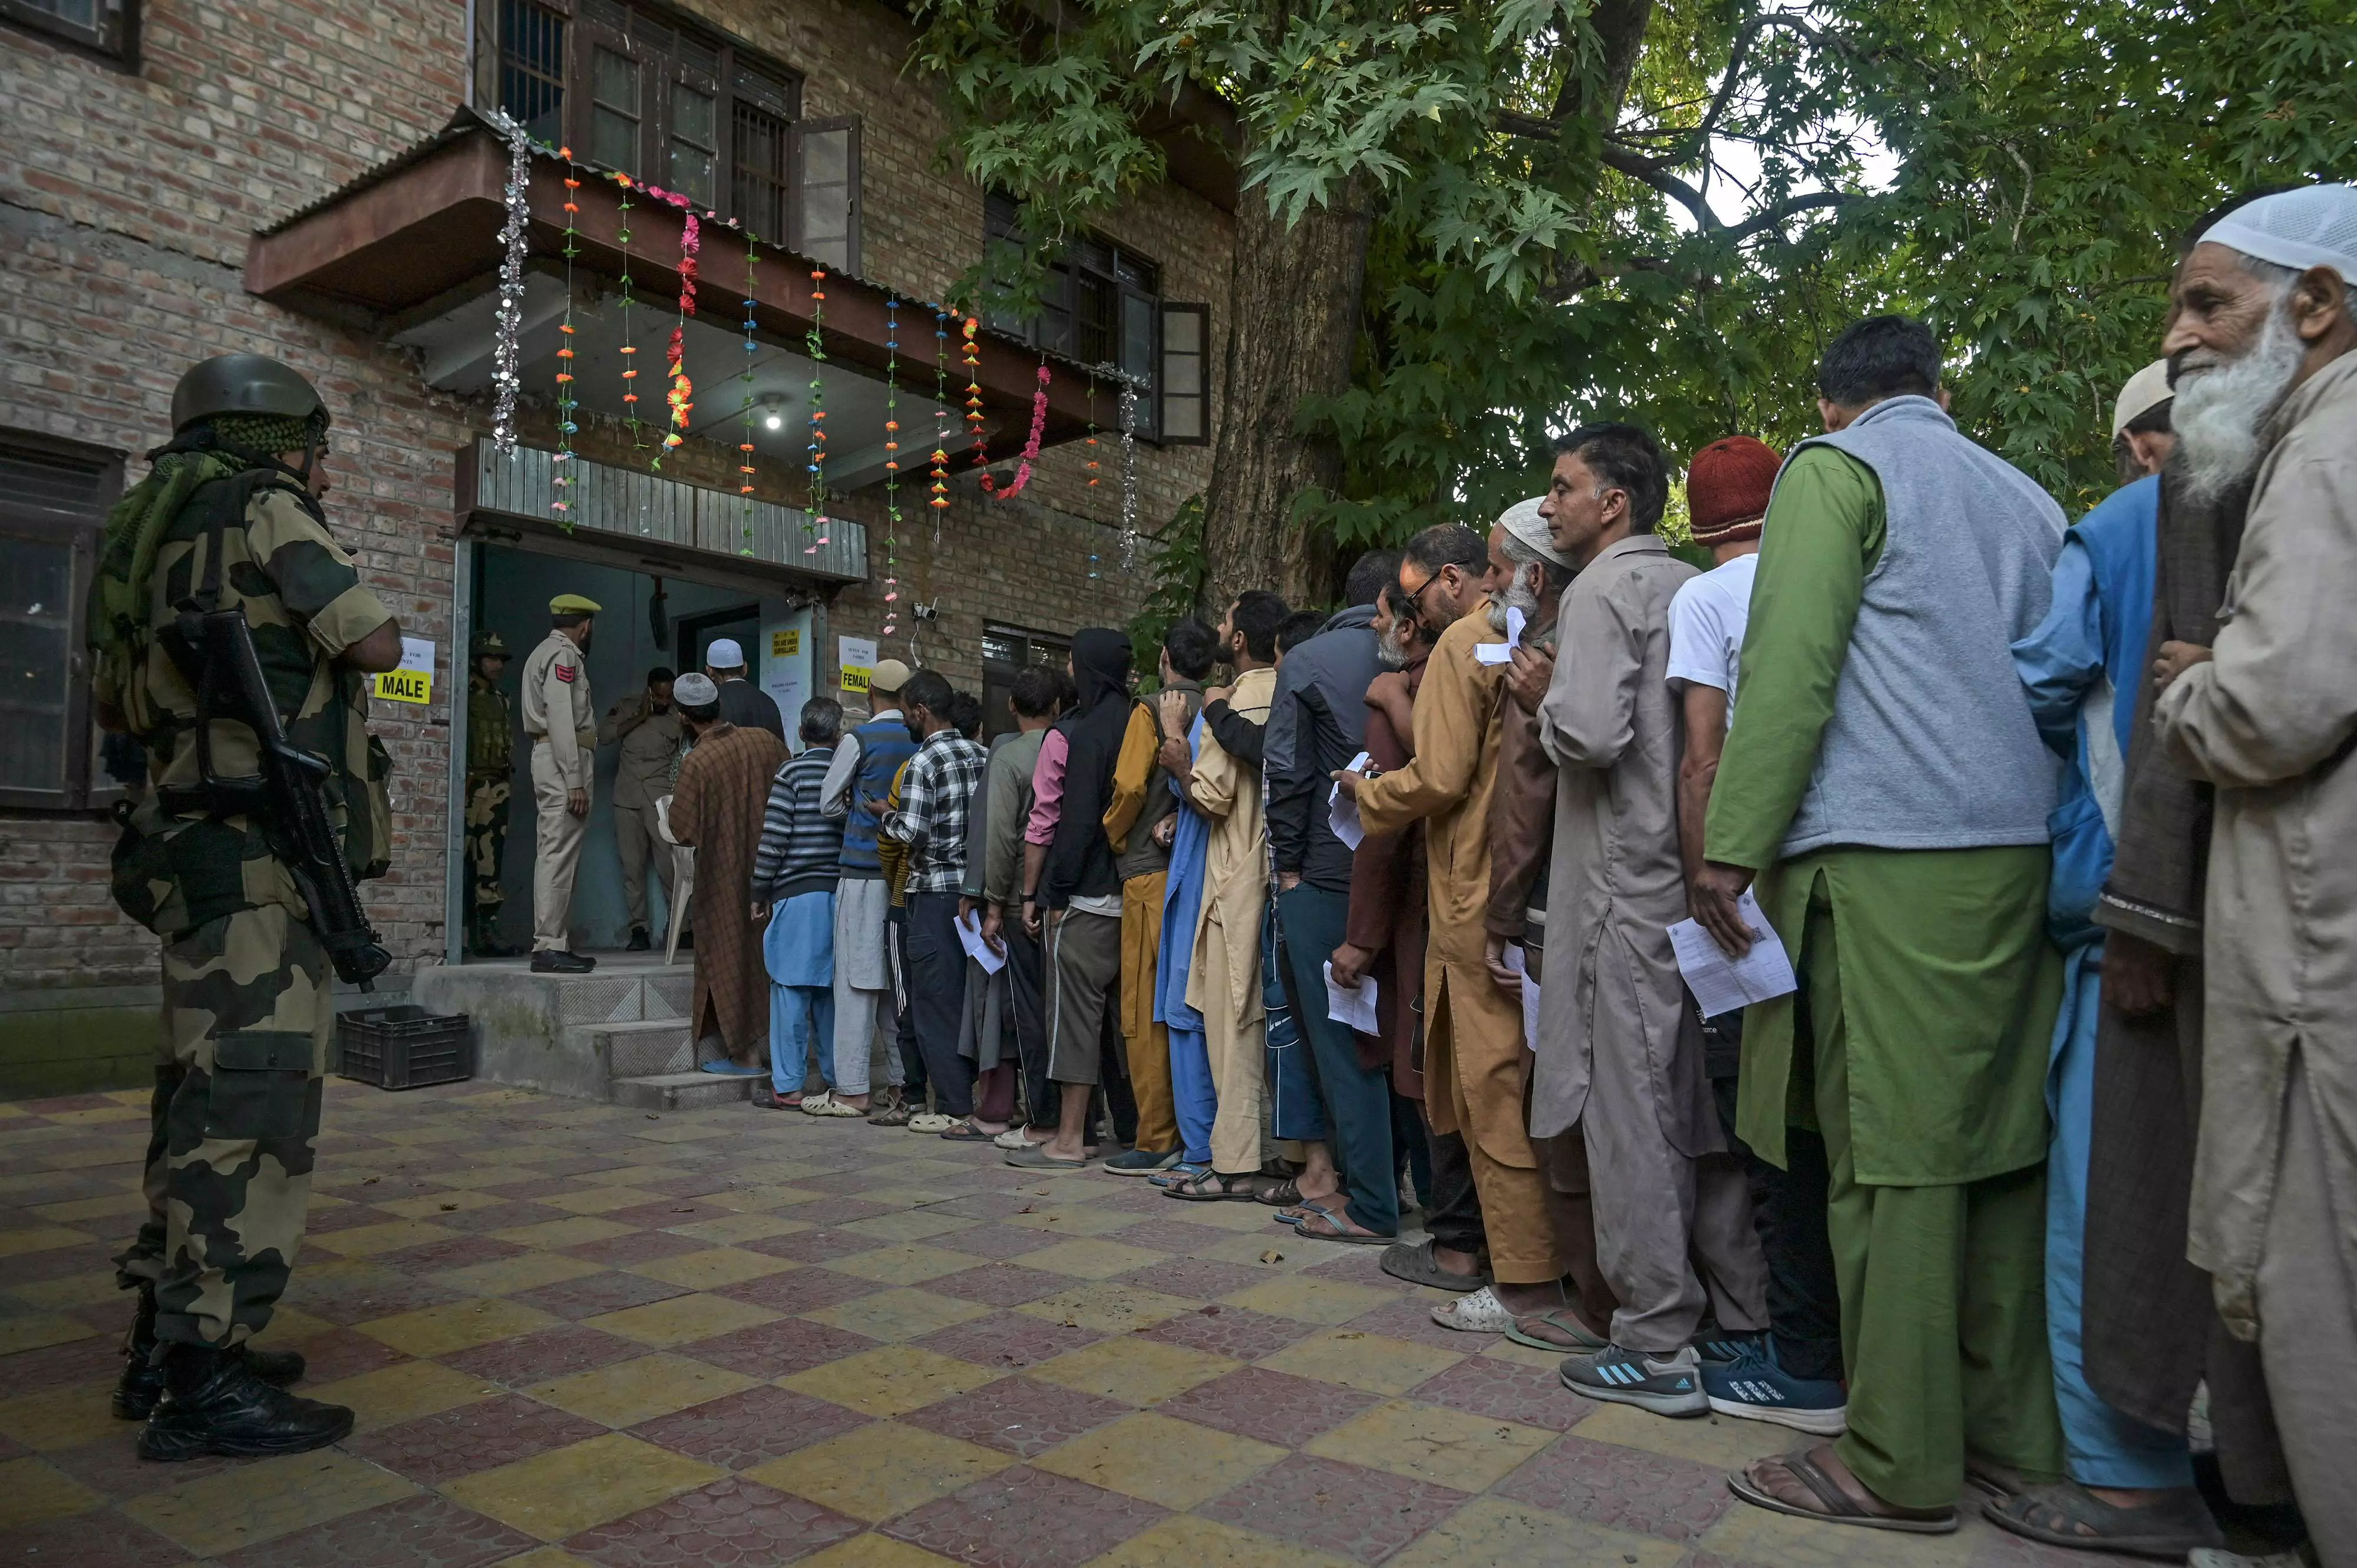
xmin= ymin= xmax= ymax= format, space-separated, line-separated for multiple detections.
xmin=2145 ymin=183 xmax=2357 ymax=1567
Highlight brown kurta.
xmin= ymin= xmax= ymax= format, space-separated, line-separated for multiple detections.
xmin=1346 ymin=655 xmax=1428 ymax=1089
xmin=670 ymin=721 xmax=791 ymax=1055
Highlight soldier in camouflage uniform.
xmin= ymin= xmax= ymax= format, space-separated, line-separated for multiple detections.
xmin=464 ymin=629 xmax=520 ymax=956
xmin=95 ymin=354 xmax=401 ymax=1461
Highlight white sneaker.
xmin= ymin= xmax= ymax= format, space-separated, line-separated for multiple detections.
xmin=908 ymin=1112 xmax=955 ymax=1134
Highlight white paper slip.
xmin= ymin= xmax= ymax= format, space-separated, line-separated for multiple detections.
xmin=1668 ymin=888 xmax=1797 ymax=1018
xmin=955 ymin=909 xmax=1007 ymax=975
xmin=1323 ymin=961 xmax=1381 ymax=1034
xmin=1474 ymin=606 xmax=1528 ymax=665
xmin=1501 ymin=944 xmax=1541 ymax=1050
xmin=1328 ymin=750 xmax=1371 ymax=850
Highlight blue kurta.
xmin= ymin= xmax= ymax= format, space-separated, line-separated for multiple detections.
xmin=1158 ymin=717 xmax=1214 ymax=1163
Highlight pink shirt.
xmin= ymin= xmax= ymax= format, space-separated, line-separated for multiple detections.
xmin=1024 ymin=728 xmax=1069 ymax=846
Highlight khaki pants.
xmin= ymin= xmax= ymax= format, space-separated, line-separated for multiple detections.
xmin=1119 ymin=873 xmax=1180 ymax=1154
xmin=530 ymin=741 xmax=587 ymax=953
xmin=1199 ymin=920 xmax=1266 ymax=1176
xmin=614 ymin=798 xmax=675 ymax=931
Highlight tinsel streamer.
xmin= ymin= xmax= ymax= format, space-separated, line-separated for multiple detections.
xmin=738 ymin=236 xmax=758 ymax=550
xmin=804 ymin=268 xmax=828 ymax=554
xmin=618 ymin=177 xmax=641 ymax=448
xmin=488 ymin=110 xmax=532 ymax=454
xmin=656 ymin=207 xmax=699 ymax=463
xmin=552 ymin=147 xmax=580 ymax=517
xmin=882 ymin=299 xmax=902 ymax=637
xmin=962 ymin=317 xmax=987 ymax=473
xmin=1118 ymin=377 xmax=1142 ymax=567
xmin=979 ymin=362 xmax=1050 ymax=500
xmin=1084 ymin=370 xmax=1100 ymax=494
xmin=929 ymin=311 xmax=952 ymax=544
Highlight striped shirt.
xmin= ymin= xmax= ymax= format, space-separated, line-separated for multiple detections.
xmin=881 ymin=728 xmax=989 ymax=896
xmin=751 ymin=744 xmax=844 ymax=905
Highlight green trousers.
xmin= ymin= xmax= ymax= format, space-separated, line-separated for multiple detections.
xmin=1803 ymin=888 xmax=2065 ymax=1508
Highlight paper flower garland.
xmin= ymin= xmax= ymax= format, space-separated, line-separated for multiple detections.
xmin=659 ymin=209 xmax=698 ymax=460
xmin=929 ymin=310 xmax=952 ymax=540
xmin=617 ymin=176 xmax=641 ymax=448
xmin=738 ymin=236 xmax=759 ymax=549
xmin=963 ymin=317 xmax=987 ymax=473
xmin=805 ymin=268 xmax=828 ymax=554
xmin=979 ymin=362 xmax=1051 ymax=500
xmin=488 ymin=109 xmax=532 ymax=454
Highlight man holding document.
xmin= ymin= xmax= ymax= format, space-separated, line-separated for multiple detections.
xmin=1692 ymin=315 xmax=2068 ymax=1531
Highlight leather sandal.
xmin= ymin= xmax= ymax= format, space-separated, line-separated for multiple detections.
xmin=1728 ymin=1445 xmax=1957 ymax=1534
xmin=1985 ymin=1483 xmax=2223 ymax=1557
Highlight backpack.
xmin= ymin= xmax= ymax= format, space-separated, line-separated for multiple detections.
xmin=85 ymin=443 xmax=246 ymax=739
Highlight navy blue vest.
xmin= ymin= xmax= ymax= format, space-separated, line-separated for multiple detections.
xmin=838 ymin=714 xmax=916 ymax=875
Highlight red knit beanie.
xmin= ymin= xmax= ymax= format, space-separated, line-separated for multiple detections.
xmin=1687 ymin=435 xmax=1782 ymax=546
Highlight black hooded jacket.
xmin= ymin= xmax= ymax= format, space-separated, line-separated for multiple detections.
xmin=1038 ymin=628 xmax=1134 ymax=909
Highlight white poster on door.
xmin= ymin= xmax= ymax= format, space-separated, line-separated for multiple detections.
xmin=761 ymin=608 xmax=814 ymax=742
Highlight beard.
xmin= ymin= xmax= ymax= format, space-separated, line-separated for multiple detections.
xmin=1487 ymin=570 xmax=1540 ymax=635
xmin=1375 ymin=622 xmax=1408 ymax=669
xmin=2172 ymin=299 xmax=2305 ymax=503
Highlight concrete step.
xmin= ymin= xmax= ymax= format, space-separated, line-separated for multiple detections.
xmin=593 ymin=1018 xmax=696 ymax=1080
xmin=412 ymin=958 xmax=694 ymax=1101
xmin=612 ymin=1071 xmax=757 ymax=1111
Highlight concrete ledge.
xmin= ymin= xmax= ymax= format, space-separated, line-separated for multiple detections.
xmin=412 ymin=956 xmax=693 ymax=1102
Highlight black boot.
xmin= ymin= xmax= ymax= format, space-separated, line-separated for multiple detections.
xmin=531 ymin=949 xmax=595 ymax=973
xmin=138 ymin=1343 xmax=352 ymax=1461
xmin=115 ymin=1289 xmax=306 ymax=1420
xmin=626 ymin=926 xmax=652 ymax=952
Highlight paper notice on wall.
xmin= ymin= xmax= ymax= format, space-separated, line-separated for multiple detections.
xmin=762 ymin=610 xmax=813 ymax=739
xmin=374 ymin=636 xmax=435 ymax=704
xmin=1328 ymin=751 xmax=1371 ymax=850
xmin=839 ymin=635 xmax=877 ymax=695
xmin=1668 ymin=889 xmax=1798 ymax=1018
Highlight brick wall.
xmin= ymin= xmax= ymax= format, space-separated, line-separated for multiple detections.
xmin=0 ymin=0 xmax=1229 ymax=995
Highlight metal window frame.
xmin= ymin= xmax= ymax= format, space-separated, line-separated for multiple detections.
xmin=0 ymin=430 xmax=125 ymax=813
xmin=1156 ymin=301 xmax=1210 ymax=446
xmin=789 ymin=115 xmax=861 ymax=274
xmin=1 ymin=0 xmax=139 ymax=68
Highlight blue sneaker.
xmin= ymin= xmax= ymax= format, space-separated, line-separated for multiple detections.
xmin=1560 ymin=1343 xmax=1708 ymax=1417
xmin=1703 ymin=1339 xmax=1848 ymax=1435
xmin=1694 ymin=1328 xmax=1765 ymax=1366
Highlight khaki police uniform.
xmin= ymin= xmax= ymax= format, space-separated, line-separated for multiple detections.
xmin=601 ymin=691 xmax=684 ymax=932
xmin=520 ymin=615 xmax=597 ymax=953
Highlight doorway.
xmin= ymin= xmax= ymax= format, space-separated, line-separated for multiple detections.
xmin=675 ymin=603 xmax=765 ymax=677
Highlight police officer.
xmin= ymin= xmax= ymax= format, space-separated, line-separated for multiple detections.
xmin=97 ymin=353 xmax=400 ymax=1458
xmin=521 ymin=593 xmax=600 ymax=973
xmin=464 ymin=630 xmax=521 ymax=956
xmin=601 ymin=665 xmax=684 ymax=950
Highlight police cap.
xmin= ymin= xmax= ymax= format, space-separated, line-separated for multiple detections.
xmin=549 ymin=594 xmax=602 ymax=614
xmin=171 ymin=354 xmax=329 ymax=434
xmin=470 ymin=630 xmax=511 ymax=659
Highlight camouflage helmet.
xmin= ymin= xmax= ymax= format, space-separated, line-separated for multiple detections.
xmin=470 ymin=630 xmax=511 ymax=659
xmin=170 ymin=354 xmax=330 ymax=435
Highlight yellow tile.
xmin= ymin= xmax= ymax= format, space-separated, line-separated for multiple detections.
xmin=358 ymin=1295 xmax=561 ymax=1357
xmin=539 ymin=1185 xmax=667 ymax=1215
xmin=584 ymin=1290 xmax=780 ymax=1347
xmin=0 ymin=1314 xmax=101 ymax=1355
xmin=1009 ymin=1174 xmax=1107 ymax=1207
xmin=375 ymin=1189 xmax=509 ymax=1219
xmin=528 ymin=1351 xmax=760 ymax=1427
xmin=1034 ymin=1411 xmax=1283 ymax=1509
xmin=1002 ymin=1205 xmax=1145 ymax=1238
xmin=29 ymin=1191 xmax=148 ymax=1223
xmin=1256 ymin=1330 xmax=1463 ymax=1395
xmin=1218 ymin=1275 xmax=1398 ymax=1326
xmin=576 ymin=1164 xmax=692 ymax=1187
xmin=1084 ymin=1513 xmax=1357 ymax=1568
xmin=435 ymin=1250 xmax=608 ymax=1296
xmin=428 ymin=1166 xmax=553 ymax=1190
xmin=779 ymin=1346 xmax=1003 ymax=1418
xmin=10 ymin=1268 xmax=121 ymax=1309
xmin=1386 ymin=1494 xmax=1687 ymax=1568
xmin=704 ymin=1184 xmax=829 ymax=1212
xmin=798 ymin=1535 xmax=965 ymax=1568
xmin=0 ymin=1455 xmax=104 ymax=1529
xmin=1029 ymin=1338 xmax=1237 ymax=1406
xmin=312 ymin=1359 xmax=492 ymax=1433
xmin=0 ymin=1384 xmax=120 ymax=1451
xmin=837 ymin=1209 xmax=972 ymax=1244
xmin=0 ymin=1226 xmax=91 ymax=1257
xmin=1478 ymin=1334 xmax=1564 ymax=1369
xmin=667 ymin=1211 xmax=813 ymax=1245
xmin=1574 ymin=1402 xmax=1796 ymax=1472
xmin=744 ymin=1421 xmax=1009 ymax=1523
xmin=490 ymin=1216 xmax=639 ymax=1249
xmin=1168 ymin=1201 xmax=1295 ymax=1233
xmin=624 ymin=1246 xmax=795 ymax=1290
xmin=802 ymin=1286 xmax=989 ymax=1343
xmin=1014 ymin=1284 xmax=1196 ymax=1335
xmin=854 ymin=1187 xmax=962 ymax=1211
xmin=481 ymin=1550 xmax=603 ymax=1568
xmin=825 ymin=1244 xmax=981 ymax=1286
xmin=124 ymin=1448 xmax=418 ymax=1557
xmin=1306 ymin=1399 xmax=1555 ymax=1492
xmin=1187 ymin=1233 xmax=1338 ymax=1269
xmin=306 ymin=1219 xmax=462 ymax=1257
xmin=246 ymin=1306 xmax=338 ymax=1349
xmin=444 ymin=1432 xmax=721 ymax=1541
xmin=1007 ymin=1237 xmax=1169 ymax=1280
xmin=1696 ymin=1492 xmax=1981 ymax=1568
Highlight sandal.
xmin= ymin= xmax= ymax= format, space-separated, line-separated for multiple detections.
xmin=1293 ymin=1210 xmax=1395 ymax=1246
xmin=1149 ymin=1161 xmax=1209 ymax=1189
xmin=1728 ymin=1446 xmax=1957 ymax=1534
xmin=1002 ymin=1143 xmax=1092 ymax=1169
xmin=1254 ymin=1176 xmax=1305 ymax=1207
xmin=1431 ymin=1286 xmax=1516 ymax=1334
xmin=1380 ymin=1239 xmax=1484 ymax=1293
xmin=937 ymin=1120 xmax=999 ymax=1143
xmin=1275 ymin=1199 xmax=1346 ymax=1227
xmin=1985 ymin=1483 xmax=2223 ymax=1557
xmin=802 ymin=1092 xmax=868 ymax=1118
xmin=867 ymin=1097 xmax=914 ymax=1127
xmin=1506 ymin=1308 xmax=1608 ymax=1353
xmin=1163 ymin=1169 xmax=1271 ymax=1202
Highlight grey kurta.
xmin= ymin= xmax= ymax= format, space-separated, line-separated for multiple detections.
xmin=1531 ymin=535 xmax=1713 ymax=1152
xmin=2153 ymin=348 xmax=2357 ymax=1341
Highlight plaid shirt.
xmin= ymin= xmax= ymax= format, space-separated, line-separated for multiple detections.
xmin=880 ymin=728 xmax=989 ymax=895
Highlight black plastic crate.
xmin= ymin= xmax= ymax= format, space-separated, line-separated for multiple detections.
xmin=336 ymin=1006 xmax=473 ymax=1090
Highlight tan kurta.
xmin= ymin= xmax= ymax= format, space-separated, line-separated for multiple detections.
xmin=2154 ymin=348 xmax=2357 ymax=1341
xmin=1184 ymin=665 xmax=1276 ymax=1029
xmin=1355 ymin=612 xmax=1531 ymax=1167
xmin=602 ymin=694 xmax=684 ymax=809
xmin=671 ymin=721 xmax=791 ymax=1055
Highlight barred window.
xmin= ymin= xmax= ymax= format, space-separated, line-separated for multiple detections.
xmin=0 ymin=433 xmax=126 ymax=811
xmin=1 ymin=0 xmax=137 ymax=65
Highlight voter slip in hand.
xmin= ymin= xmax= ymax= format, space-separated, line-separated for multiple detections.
xmin=1667 ymin=888 xmax=1797 ymax=1017
xmin=1328 ymin=750 xmax=1371 ymax=850
xmin=1474 ymin=605 xmax=1527 ymax=665
xmin=955 ymin=909 xmax=1007 ymax=975
xmin=1323 ymin=961 xmax=1380 ymax=1034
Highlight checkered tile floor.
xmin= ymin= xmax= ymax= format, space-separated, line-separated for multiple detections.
xmin=0 ymin=1080 xmax=2113 ymax=1567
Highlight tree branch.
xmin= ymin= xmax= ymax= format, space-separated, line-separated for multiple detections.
xmin=1718 ymin=189 xmax=1853 ymax=243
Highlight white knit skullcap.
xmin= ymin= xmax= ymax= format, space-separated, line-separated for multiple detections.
xmin=1496 ymin=496 xmax=1570 ymax=567
xmin=672 ymin=673 xmax=719 ymax=708
xmin=2112 ymin=360 xmax=2173 ymax=440
xmin=2201 ymin=184 xmax=2357 ymax=284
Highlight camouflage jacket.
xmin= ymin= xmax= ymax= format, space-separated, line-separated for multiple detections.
xmin=467 ymin=672 xmax=514 ymax=779
xmin=111 ymin=473 xmax=396 ymax=939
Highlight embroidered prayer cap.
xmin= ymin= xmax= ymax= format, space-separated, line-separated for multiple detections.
xmin=1687 ymin=435 xmax=1784 ymax=547
xmin=705 ymin=637 xmax=746 ymax=669
xmin=1497 ymin=496 xmax=1570 ymax=567
xmin=671 ymin=673 xmax=719 ymax=707
xmin=2111 ymin=360 xmax=2173 ymax=441
xmin=549 ymin=593 xmax=602 ymax=614
xmin=2202 ymin=184 xmax=2357 ymax=285
xmin=867 ymin=658 xmax=913 ymax=695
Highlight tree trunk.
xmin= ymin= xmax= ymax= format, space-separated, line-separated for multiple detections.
xmin=1198 ymin=173 xmax=1372 ymax=615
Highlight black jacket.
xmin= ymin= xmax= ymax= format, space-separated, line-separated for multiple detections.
xmin=1267 ymin=607 xmax=1380 ymax=893
xmin=1038 ymin=628 xmax=1133 ymax=909
xmin=717 ymin=677 xmax=785 ymax=740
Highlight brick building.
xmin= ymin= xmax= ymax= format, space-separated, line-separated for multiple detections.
xmin=0 ymin=0 xmax=1236 ymax=1093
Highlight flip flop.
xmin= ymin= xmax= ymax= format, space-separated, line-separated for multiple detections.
xmin=1292 ymin=1210 xmax=1395 ymax=1246
xmin=1380 ymin=1239 xmax=1484 ymax=1293
xmin=1506 ymin=1308 xmax=1608 ymax=1353
xmin=1274 ymin=1198 xmax=1345 ymax=1227
xmin=1003 ymin=1143 xmax=1092 ymax=1169
xmin=937 ymin=1120 xmax=998 ymax=1143
xmin=1983 ymin=1483 xmax=2223 ymax=1557
xmin=1728 ymin=1447 xmax=1958 ymax=1534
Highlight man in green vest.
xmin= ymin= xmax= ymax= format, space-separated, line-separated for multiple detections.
xmin=464 ymin=630 xmax=521 ymax=956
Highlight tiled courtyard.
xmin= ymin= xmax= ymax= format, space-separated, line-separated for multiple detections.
xmin=0 ymin=1078 xmax=2114 ymax=1567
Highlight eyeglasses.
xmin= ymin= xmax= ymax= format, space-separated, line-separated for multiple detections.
xmin=1401 ymin=568 xmax=1451 ymax=617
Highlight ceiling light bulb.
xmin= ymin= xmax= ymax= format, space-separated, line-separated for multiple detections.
xmin=763 ymin=411 xmax=784 ymax=431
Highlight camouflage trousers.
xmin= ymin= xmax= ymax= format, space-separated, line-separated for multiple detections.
xmin=114 ymin=902 xmax=329 ymax=1349
xmin=465 ymin=774 xmax=511 ymax=920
